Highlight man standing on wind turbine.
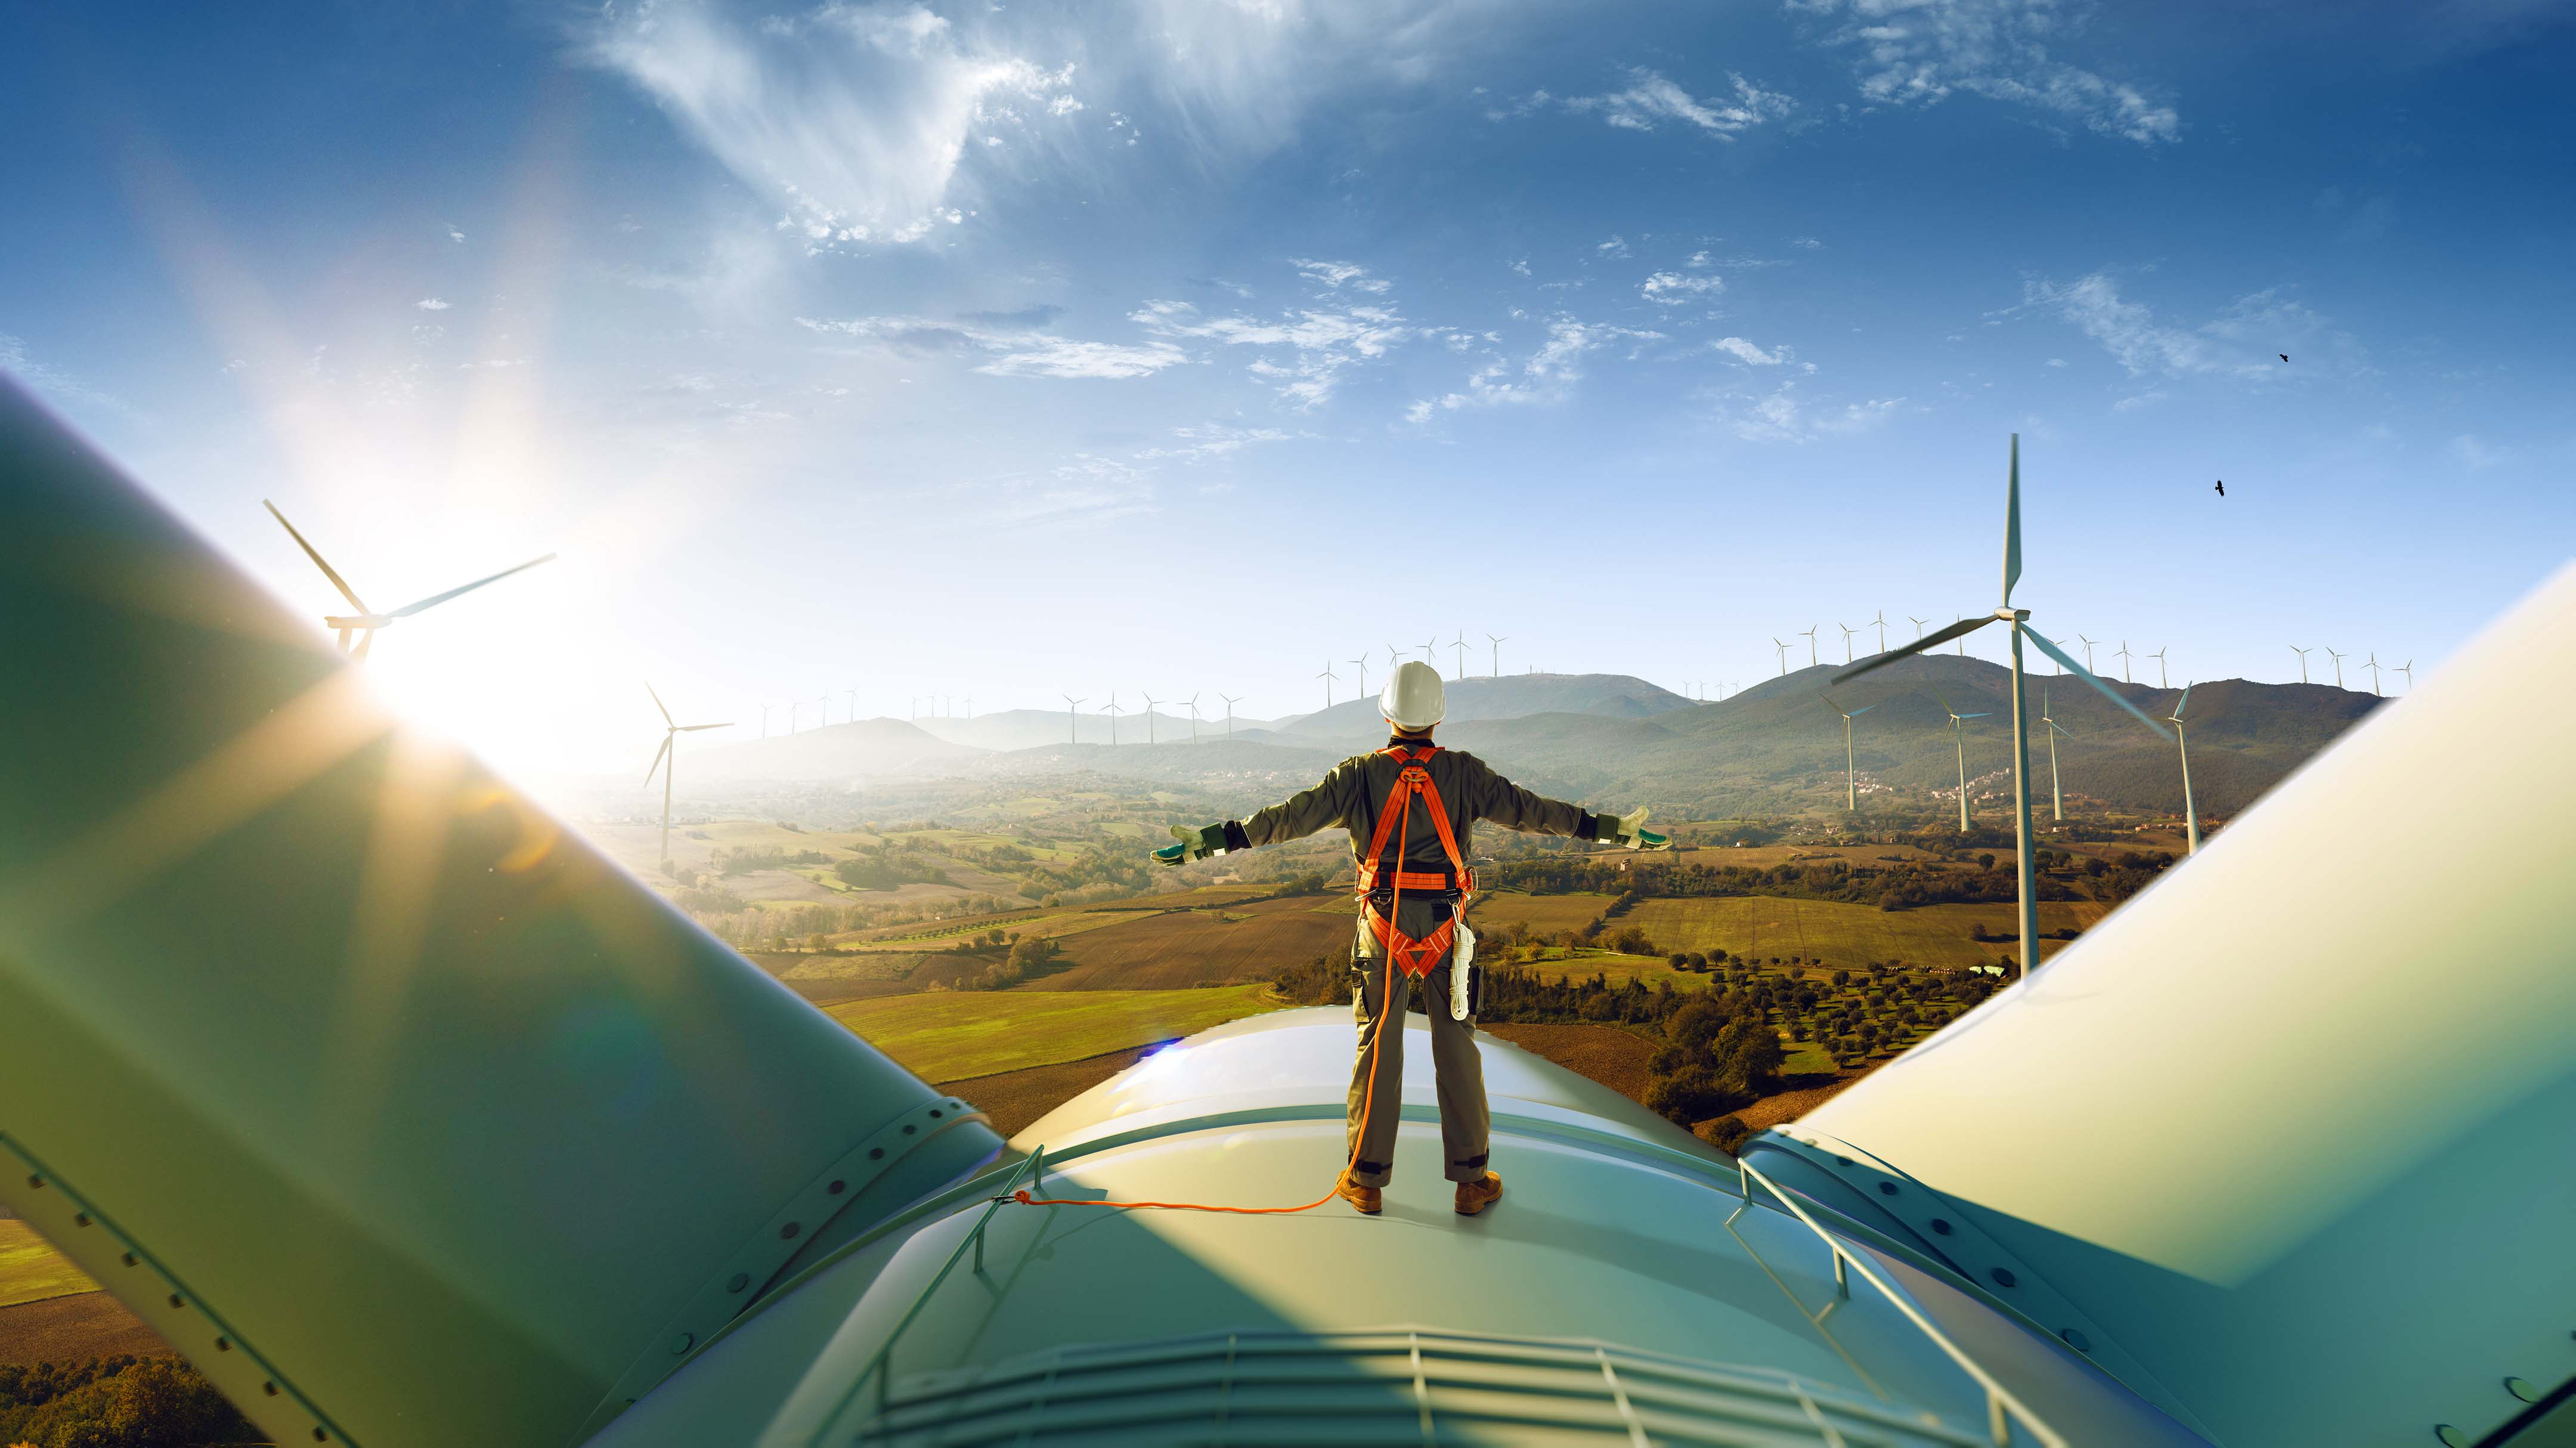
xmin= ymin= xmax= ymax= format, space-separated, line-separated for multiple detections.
xmin=1154 ymin=662 xmax=1667 ymax=1217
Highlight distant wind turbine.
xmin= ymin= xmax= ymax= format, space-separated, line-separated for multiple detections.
xmin=2115 ymin=642 xmax=2134 ymax=684
xmin=1871 ymin=611 xmax=1888 ymax=653
xmin=1772 ymin=638 xmax=1790 ymax=677
xmin=1820 ymin=694 xmax=1877 ymax=812
xmin=1451 ymin=630 xmax=1469 ymax=679
xmin=2290 ymin=645 xmax=2311 ymax=683
xmin=1955 ymin=616 xmax=1969 ymax=657
xmin=963 ymin=696 xmax=973 ymax=720
xmin=1185 ymin=694 xmax=1200 ymax=742
xmin=1104 ymin=693 xmax=1122 ymax=745
xmin=2168 ymin=684 xmax=2202 ymax=856
xmin=1800 ymin=625 xmax=1819 ymax=667
xmin=1317 ymin=664 xmax=1338 ymax=708
xmin=1422 ymin=637 xmax=1442 ymax=676
xmin=1140 ymin=692 xmax=1162 ymax=744
xmin=2360 ymin=654 xmax=2383 ymax=696
xmin=2040 ymin=686 xmax=2073 ymax=822
xmin=262 ymin=500 xmax=554 ymax=661
xmin=1933 ymin=691 xmax=1992 ymax=833
xmin=1218 ymin=694 xmax=1243 ymax=740
xmin=1836 ymin=435 xmax=2172 ymax=977
xmin=2076 ymin=635 xmax=2098 ymax=673
xmin=643 ymin=684 xmax=730 ymax=867
xmin=2398 ymin=659 xmax=2413 ymax=692
xmin=1349 ymin=655 xmax=1369 ymax=697
xmin=1909 ymin=615 xmax=1930 ymax=642
xmin=1837 ymin=623 xmax=1857 ymax=665
xmin=2325 ymin=647 xmax=2345 ymax=689
xmin=2149 ymin=646 xmax=2170 ymax=689
xmin=844 ymin=688 xmax=857 ymax=722
xmin=787 ymin=701 xmax=801 ymax=735
xmin=1487 ymin=633 xmax=1507 ymax=676
xmin=1061 ymin=695 xmax=1085 ymax=745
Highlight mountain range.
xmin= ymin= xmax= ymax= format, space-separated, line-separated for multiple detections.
xmin=674 ymin=664 xmax=2386 ymax=820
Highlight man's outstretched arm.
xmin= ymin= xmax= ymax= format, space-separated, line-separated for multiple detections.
xmin=1153 ymin=759 xmax=1361 ymax=867
xmin=1463 ymin=756 xmax=1669 ymax=850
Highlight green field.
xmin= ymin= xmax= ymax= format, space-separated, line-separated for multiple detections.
xmin=1622 ymin=896 xmax=2109 ymax=971
xmin=1 ymin=1218 xmax=95 ymax=1308
xmin=826 ymin=983 xmax=1284 ymax=1080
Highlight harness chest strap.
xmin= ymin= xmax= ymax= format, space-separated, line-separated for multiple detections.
xmin=1358 ymin=745 xmax=1472 ymax=978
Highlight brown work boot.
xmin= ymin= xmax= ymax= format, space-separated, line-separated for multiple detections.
xmin=1335 ymin=1168 xmax=1383 ymax=1215
xmin=1453 ymin=1171 xmax=1503 ymax=1216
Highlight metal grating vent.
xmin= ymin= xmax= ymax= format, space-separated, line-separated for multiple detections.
xmin=852 ymin=1328 xmax=1996 ymax=1446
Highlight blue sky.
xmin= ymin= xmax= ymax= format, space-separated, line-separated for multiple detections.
xmin=5 ymin=0 xmax=2572 ymax=779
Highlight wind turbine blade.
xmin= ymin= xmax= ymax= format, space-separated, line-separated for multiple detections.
xmin=2020 ymin=623 xmax=2172 ymax=740
xmin=2174 ymin=683 xmax=2194 ymax=719
xmin=680 ymin=722 xmax=730 ymax=731
xmin=352 ymin=629 xmax=374 ymax=663
xmin=646 ymin=682 xmax=674 ymax=728
xmin=644 ymin=736 xmax=670 ymax=787
xmin=263 ymin=500 xmax=370 ymax=613
xmin=387 ymin=553 xmax=558 ymax=617
xmin=1834 ymin=614 xmax=1996 ymax=683
xmin=1850 ymin=704 xmax=1875 ymax=716
xmin=2001 ymin=434 xmax=2022 ymax=606
xmin=1959 ymin=711 xmax=1991 ymax=719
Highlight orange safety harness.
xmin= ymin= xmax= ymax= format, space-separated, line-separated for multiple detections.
xmin=1009 ymin=744 xmax=1456 ymax=1215
xmin=1354 ymin=744 xmax=1474 ymax=979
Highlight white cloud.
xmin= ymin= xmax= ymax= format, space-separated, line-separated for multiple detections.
xmin=976 ymin=336 xmax=1189 ymax=379
xmin=2017 ymin=274 xmax=2364 ymax=379
xmin=1790 ymin=0 xmax=2180 ymax=145
xmin=1563 ymin=68 xmax=1797 ymax=138
xmin=1596 ymin=235 xmax=1630 ymax=258
xmin=2045 ymin=356 xmax=2067 ymax=367
xmin=1509 ymin=257 xmax=1531 ymax=276
xmin=583 ymin=1 xmax=1082 ymax=250
xmin=1137 ymin=422 xmax=1297 ymax=464
xmin=1791 ymin=236 xmax=1822 ymax=249
xmin=1710 ymin=335 xmax=1788 ymax=365
xmin=1292 ymin=258 xmax=1394 ymax=294
xmin=2448 ymin=434 xmax=2510 ymax=468
xmin=2111 ymin=389 xmax=2166 ymax=411
xmin=0 ymin=334 xmax=134 ymax=419
xmin=799 ymin=311 xmax=1189 ymax=380
xmin=416 ymin=298 xmax=451 ymax=311
xmin=1722 ymin=379 xmax=1901 ymax=441
xmin=1642 ymin=271 xmax=1725 ymax=305
xmin=1417 ymin=317 xmax=1662 ymax=413
xmin=1131 ymin=290 xmax=1420 ymax=408
xmin=445 ymin=225 xmax=466 ymax=243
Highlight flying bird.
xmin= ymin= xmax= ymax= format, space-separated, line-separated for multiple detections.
xmin=2279 ymin=353 xmax=2289 ymax=363
xmin=2215 ymin=480 xmax=2225 ymax=496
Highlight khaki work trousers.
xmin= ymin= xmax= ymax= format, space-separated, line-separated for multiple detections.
xmin=1345 ymin=959 xmax=1490 ymax=1188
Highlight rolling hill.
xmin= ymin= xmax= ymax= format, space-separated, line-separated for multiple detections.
xmin=672 ymin=664 xmax=2384 ymax=822
xmin=688 ymin=717 xmax=988 ymax=783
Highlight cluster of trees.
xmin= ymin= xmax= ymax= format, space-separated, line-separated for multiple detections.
xmin=1642 ymin=995 xmax=1786 ymax=1127
xmin=834 ymin=840 xmax=954 ymax=892
xmin=937 ymin=930 xmax=1065 ymax=989
xmin=0 ymin=1355 xmax=253 ymax=1447
xmin=1482 ymin=846 xmax=2178 ymax=913
xmin=687 ymin=894 xmax=1023 ymax=951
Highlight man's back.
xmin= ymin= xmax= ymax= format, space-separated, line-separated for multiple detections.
xmin=1237 ymin=743 xmax=1593 ymax=870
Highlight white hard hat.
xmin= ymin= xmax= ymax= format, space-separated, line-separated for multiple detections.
xmin=1380 ymin=660 xmax=1446 ymax=731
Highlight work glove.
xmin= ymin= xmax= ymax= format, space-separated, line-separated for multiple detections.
xmin=1597 ymin=807 xmax=1670 ymax=851
xmin=1153 ymin=823 xmax=1230 ymax=867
